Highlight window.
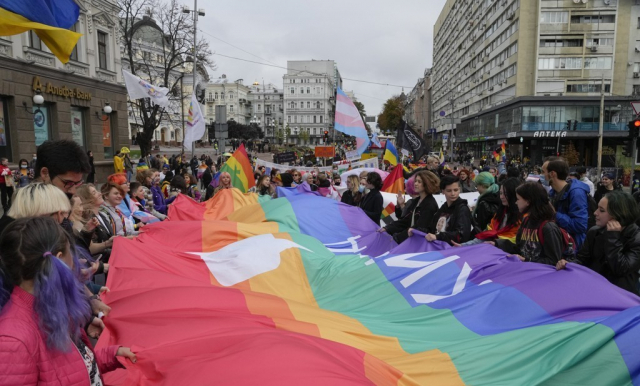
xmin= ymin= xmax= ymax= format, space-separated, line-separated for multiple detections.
xmin=229 ymin=92 xmax=234 ymax=100
xmin=540 ymin=12 xmax=568 ymax=23
xmin=294 ymin=116 xmax=298 ymax=123
xmin=566 ymin=84 xmax=611 ymax=93
xmin=584 ymin=57 xmax=612 ymax=69
xmin=288 ymin=116 xmax=291 ymax=123
xmin=33 ymin=105 xmax=51 ymax=146
xmin=586 ymin=38 xmax=614 ymax=47
xmin=69 ymin=23 xmax=79 ymax=61
xmin=143 ymin=51 xmax=152 ymax=61
xmin=0 ymin=100 xmax=12 ymax=160
xmin=313 ymin=116 xmax=317 ymax=123
xmin=29 ymin=31 xmax=42 ymax=50
xmin=306 ymin=87 xmax=310 ymax=94
xmin=70 ymin=107 xmax=85 ymax=148
xmin=230 ymin=105 xmax=234 ymax=112
xmin=538 ymin=57 xmax=582 ymax=69
xmin=97 ymin=31 xmax=108 ymax=70
xmin=215 ymin=92 xmax=218 ymax=99
xmin=300 ymin=87 xmax=304 ymax=94
xmin=634 ymin=63 xmax=640 ymax=73
xmin=571 ymin=15 xmax=615 ymax=24
xmin=257 ymin=104 xmax=261 ymax=112
xmin=102 ymin=112 xmax=114 ymax=158
xmin=313 ymin=128 xmax=316 ymax=135
xmin=307 ymin=102 xmax=310 ymax=108
xmin=319 ymin=116 xmax=323 ymax=124
xmin=290 ymin=87 xmax=295 ymax=94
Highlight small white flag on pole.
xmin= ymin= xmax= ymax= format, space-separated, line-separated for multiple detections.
xmin=183 ymin=89 xmax=206 ymax=150
xmin=122 ymin=70 xmax=170 ymax=108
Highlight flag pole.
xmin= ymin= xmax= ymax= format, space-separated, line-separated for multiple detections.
xmin=191 ymin=0 xmax=199 ymax=159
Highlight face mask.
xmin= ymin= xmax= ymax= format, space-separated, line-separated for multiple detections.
xmin=32 ymin=157 xmax=37 ymax=161
xmin=358 ymin=185 xmax=365 ymax=193
xmin=20 ymin=165 xmax=27 ymax=169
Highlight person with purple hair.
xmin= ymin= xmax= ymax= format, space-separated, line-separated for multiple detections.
xmin=0 ymin=217 xmax=137 ymax=385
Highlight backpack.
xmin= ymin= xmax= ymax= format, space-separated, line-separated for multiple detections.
xmin=537 ymin=221 xmax=576 ymax=259
xmin=585 ymin=193 xmax=597 ymax=229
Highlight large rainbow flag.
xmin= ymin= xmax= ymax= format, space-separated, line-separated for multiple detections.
xmin=382 ymin=164 xmax=404 ymax=194
xmin=98 ymin=190 xmax=640 ymax=385
xmin=0 ymin=0 xmax=81 ymax=63
xmin=220 ymin=143 xmax=255 ymax=193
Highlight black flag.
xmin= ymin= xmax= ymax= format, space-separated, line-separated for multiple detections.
xmin=398 ymin=121 xmax=428 ymax=161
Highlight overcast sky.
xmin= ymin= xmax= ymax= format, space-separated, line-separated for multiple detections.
xmin=198 ymin=0 xmax=447 ymax=117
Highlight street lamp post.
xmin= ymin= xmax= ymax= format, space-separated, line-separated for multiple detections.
xmin=183 ymin=2 xmax=205 ymax=158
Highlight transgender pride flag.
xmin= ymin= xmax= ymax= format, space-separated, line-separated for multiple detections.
xmin=335 ymin=87 xmax=370 ymax=155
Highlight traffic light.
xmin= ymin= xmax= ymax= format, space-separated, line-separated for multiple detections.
xmin=627 ymin=119 xmax=640 ymax=138
xmin=622 ymin=140 xmax=633 ymax=157
xmin=323 ymin=130 xmax=329 ymax=143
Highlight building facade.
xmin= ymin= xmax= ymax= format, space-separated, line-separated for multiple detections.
xmin=204 ymin=76 xmax=252 ymax=134
xmin=404 ymin=68 xmax=432 ymax=137
xmin=432 ymin=0 xmax=640 ymax=166
xmin=247 ymin=82 xmax=284 ymax=143
xmin=0 ymin=0 xmax=127 ymax=181
xmin=283 ymin=60 xmax=341 ymax=146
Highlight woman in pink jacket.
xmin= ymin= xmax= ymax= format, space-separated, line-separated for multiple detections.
xmin=0 ymin=217 xmax=136 ymax=385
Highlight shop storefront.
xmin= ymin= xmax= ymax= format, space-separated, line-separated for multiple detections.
xmin=455 ymin=96 xmax=637 ymax=167
xmin=0 ymin=58 xmax=127 ymax=180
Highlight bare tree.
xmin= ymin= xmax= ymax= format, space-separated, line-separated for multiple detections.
xmin=118 ymin=0 xmax=214 ymax=157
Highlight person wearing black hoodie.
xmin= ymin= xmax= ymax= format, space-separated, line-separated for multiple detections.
xmin=472 ymin=172 xmax=502 ymax=232
xmin=495 ymin=182 xmax=563 ymax=266
xmin=380 ymin=170 xmax=440 ymax=244
xmin=359 ymin=172 xmax=384 ymax=225
xmin=425 ymin=175 xmax=473 ymax=245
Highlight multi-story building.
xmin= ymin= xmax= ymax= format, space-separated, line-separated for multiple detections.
xmin=0 ymin=0 xmax=128 ymax=180
xmin=283 ymin=60 xmax=341 ymax=146
xmin=404 ymin=68 xmax=432 ymax=137
xmin=247 ymin=82 xmax=284 ymax=143
xmin=203 ymin=75 xmax=252 ymax=139
xmin=432 ymin=0 xmax=640 ymax=166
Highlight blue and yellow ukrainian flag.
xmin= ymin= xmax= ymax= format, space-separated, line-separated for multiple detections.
xmin=0 ymin=0 xmax=81 ymax=63
xmin=383 ymin=140 xmax=399 ymax=166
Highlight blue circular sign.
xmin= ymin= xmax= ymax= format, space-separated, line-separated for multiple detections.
xmin=439 ymin=111 xmax=446 ymax=117
xmin=34 ymin=110 xmax=45 ymax=127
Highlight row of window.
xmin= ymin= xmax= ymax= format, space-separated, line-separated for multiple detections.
xmin=287 ymin=101 xmax=324 ymax=109
xmin=538 ymin=56 xmax=613 ymax=70
xmin=484 ymin=0 xmax=520 ymax=40
xmin=541 ymin=12 xmax=616 ymax=24
xmin=29 ymin=28 xmax=109 ymax=70
xmin=566 ymin=83 xmax=611 ymax=93
xmin=539 ymin=38 xmax=614 ymax=48
xmin=288 ymin=78 xmax=325 ymax=84
xmin=287 ymin=115 xmax=324 ymax=124
xmin=289 ymin=86 xmax=325 ymax=95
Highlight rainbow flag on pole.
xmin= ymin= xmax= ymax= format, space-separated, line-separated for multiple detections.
xmin=0 ymin=0 xmax=81 ymax=63
xmin=98 ymin=191 xmax=640 ymax=385
xmin=220 ymin=143 xmax=255 ymax=193
xmin=381 ymin=164 xmax=404 ymax=194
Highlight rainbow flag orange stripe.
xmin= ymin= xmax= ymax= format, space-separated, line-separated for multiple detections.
xmin=220 ymin=143 xmax=255 ymax=193
xmin=382 ymin=164 xmax=404 ymax=194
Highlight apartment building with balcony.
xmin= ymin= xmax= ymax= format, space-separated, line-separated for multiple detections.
xmin=432 ymin=0 xmax=640 ymax=166
xmin=283 ymin=60 xmax=341 ymax=146
xmin=404 ymin=68 xmax=432 ymax=138
xmin=247 ymin=82 xmax=283 ymax=143
xmin=203 ymin=75 xmax=252 ymax=136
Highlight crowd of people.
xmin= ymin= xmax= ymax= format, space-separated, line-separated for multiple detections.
xmin=1 ymin=139 xmax=640 ymax=384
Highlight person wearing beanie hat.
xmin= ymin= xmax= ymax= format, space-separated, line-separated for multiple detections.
xmin=594 ymin=172 xmax=621 ymax=204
